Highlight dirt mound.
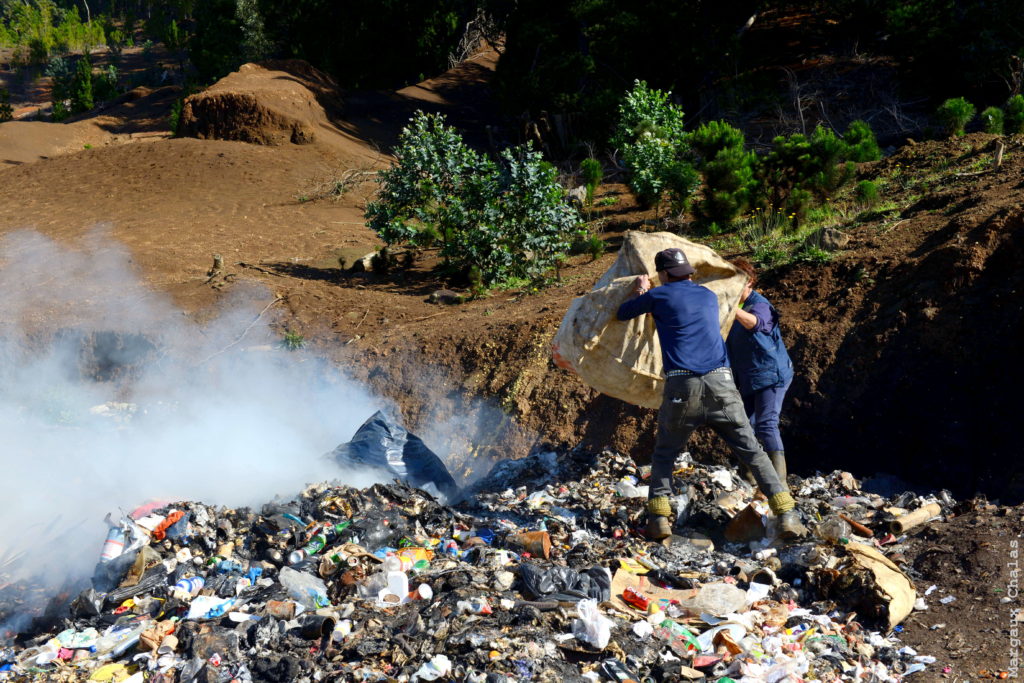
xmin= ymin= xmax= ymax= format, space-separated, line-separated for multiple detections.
xmin=179 ymin=59 xmax=344 ymax=146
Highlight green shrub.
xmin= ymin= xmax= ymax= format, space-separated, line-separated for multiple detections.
xmin=0 ymin=88 xmax=12 ymax=122
xmin=584 ymin=234 xmax=605 ymax=261
xmin=662 ymin=158 xmax=700 ymax=215
xmin=758 ymin=132 xmax=813 ymax=211
xmin=795 ymin=245 xmax=834 ymax=265
xmin=806 ymin=125 xmax=855 ymax=199
xmin=980 ymin=106 xmax=1004 ymax=134
xmin=855 ymin=180 xmax=880 ymax=207
xmin=70 ymin=55 xmax=93 ymax=113
xmin=689 ymin=120 xmax=756 ymax=230
xmin=580 ymin=158 xmax=602 ymax=205
xmin=936 ymin=97 xmax=975 ymax=136
xmin=844 ymin=120 xmax=882 ymax=162
xmin=280 ymin=330 xmax=305 ymax=351
xmin=169 ymin=98 xmax=183 ymax=135
xmin=695 ymin=144 xmax=756 ymax=228
xmin=688 ymin=119 xmax=745 ymax=160
xmin=611 ymin=80 xmax=688 ymax=208
xmin=752 ymin=240 xmax=789 ymax=268
xmin=92 ymin=64 xmax=118 ymax=102
xmin=366 ymin=111 xmax=581 ymax=285
xmin=1005 ymin=95 xmax=1024 ymax=134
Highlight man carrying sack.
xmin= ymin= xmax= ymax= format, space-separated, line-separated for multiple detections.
xmin=616 ymin=248 xmax=808 ymax=541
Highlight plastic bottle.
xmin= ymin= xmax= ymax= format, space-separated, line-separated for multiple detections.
xmin=814 ymin=515 xmax=851 ymax=543
xmin=279 ymin=566 xmax=330 ymax=609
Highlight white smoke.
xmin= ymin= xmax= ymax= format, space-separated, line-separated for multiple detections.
xmin=0 ymin=229 xmax=386 ymax=602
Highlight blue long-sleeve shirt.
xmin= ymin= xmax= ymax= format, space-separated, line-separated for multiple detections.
xmin=616 ymin=279 xmax=728 ymax=374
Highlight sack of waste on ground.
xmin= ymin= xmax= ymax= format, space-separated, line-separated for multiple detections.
xmin=0 ymin=442 xmax=944 ymax=682
xmin=551 ymin=230 xmax=747 ymax=409
xmin=327 ymin=410 xmax=461 ymax=502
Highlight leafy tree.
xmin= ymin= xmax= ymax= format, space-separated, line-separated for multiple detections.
xmin=843 ymin=120 xmax=881 ymax=162
xmin=92 ymin=63 xmax=118 ymax=101
xmin=366 ymin=111 xmax=495 ymax=255
xmin=936 ymin=97 xmax=975 ymax=137
xmin=70 ymin=54 xmax=93 ymax=113
xmin=366 ymin=111 xmax=580 ymax=285
xmin=611 ymin=80 xmax=688 ymax=208
xmin=495 ymin=0 xmax=759 ymax=138
xmin=469 ymin=145 xmax=581 ymax=282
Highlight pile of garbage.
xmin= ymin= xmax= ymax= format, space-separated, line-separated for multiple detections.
xmin=1 ymin=416 xmax=952 ymax=682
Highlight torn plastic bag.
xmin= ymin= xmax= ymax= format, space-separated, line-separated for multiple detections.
xmin=518 ymin=563 xmax=612 ymax=602
xmin=327 ymin=411 xmax=460 ymax=502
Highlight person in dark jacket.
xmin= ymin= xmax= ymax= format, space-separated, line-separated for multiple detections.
xmin=726 ymin=257 xmax=794 ymax=487
xmin=616 ymin=248 xmax=807 ymax=541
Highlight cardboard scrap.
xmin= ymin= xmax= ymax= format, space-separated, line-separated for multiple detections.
xmin=610 ymin=568 xmax=698 ymax=614
xmin=843 ymin=542 xmax=916 ymax=630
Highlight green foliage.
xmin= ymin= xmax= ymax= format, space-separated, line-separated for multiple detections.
xmin=280 ymin=330 xmax=305 ymax=351
xmin=936 ymin=97 xmax=976 ymax=137
xmin=688 ymin=120 xmax=745 ymax=160
xmin=0 ymin=2 xmax=106 ymax=60
xmin=877 ymin=0 xmax=1024 ymax=99
xmin=611 ymin=80 xmax=691 ymax=209
xmin=689 ymin=121 xmax=755 ymax=229
xmin=366 ymin=111 xmax=581 ymax=285
xmin=92 ymin=64 xmax=118 ymax=102
xmin=662 ymin=159 xmax=700 ymax=215
xmin=980 ymin=106 xmax=1004 ymax=135
xmin=70 ymin=54 xmax=93 ymax=114
xmin=495 ymin=1 xmax=756 ymax=138
xmin=0 ymin=87 xmax=12 ymax=122
xmin=46 ymin=54 xmax=73 ymax=118
xmin=843 ymin=120 xmax=881 ymax=162
xmin=580 ymin=158 xmax=602 ymax=205
xmin=169 ymin=97 xmax=183 ymax=135
xmin=752 ymin=240 xmax=789 ymax=269
xmin=190 ymin=0 xmax=472 ymax=85
xmin=855 ymin=180 xmax=880 ymax=207
xmin=794 ymin=245 xmax=834 ymax=265
xmin=584 ymin=234 xmax=605 ymax=261
xmin=1005 ymin=95 xmax=1024 ymax=135
xmin=806 ymin=125 xmax=855 ymax=199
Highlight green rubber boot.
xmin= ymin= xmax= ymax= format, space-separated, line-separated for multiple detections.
xmin=646 ymin=496 xmax=673 ymax=540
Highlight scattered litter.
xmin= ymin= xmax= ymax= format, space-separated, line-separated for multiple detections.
xmin=0 ymin=448 xmax=946 ymax=681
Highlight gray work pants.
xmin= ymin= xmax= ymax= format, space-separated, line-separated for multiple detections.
xmin=650 ymin=369 xmax=787 ymax=500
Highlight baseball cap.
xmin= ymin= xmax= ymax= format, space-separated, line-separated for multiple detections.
xmin=654 ymin=248 xmax=695 ymax=278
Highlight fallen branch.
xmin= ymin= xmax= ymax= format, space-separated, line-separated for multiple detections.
xmin=198 ymin=296 xmax=285 ymax=365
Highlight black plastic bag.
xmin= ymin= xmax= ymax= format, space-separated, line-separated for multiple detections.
xmin=518 ymin=563 xmax=612 ymax=602
xmin=104 ymin=566 xmax=168 ymax=606
xmin=327 ymin=411 xmax=460 ymax=501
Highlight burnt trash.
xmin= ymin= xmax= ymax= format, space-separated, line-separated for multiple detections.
xmin=0 ymin=442 xmax=949 ymax=681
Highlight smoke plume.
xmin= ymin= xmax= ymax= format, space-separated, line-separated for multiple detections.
xmin=0 ymin=229 xmax=386 ymax=611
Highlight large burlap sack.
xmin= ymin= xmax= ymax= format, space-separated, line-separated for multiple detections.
xmin=551 ymin=231 xmax=746 ymax=408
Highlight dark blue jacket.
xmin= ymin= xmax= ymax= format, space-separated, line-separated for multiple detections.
xmin=616 ymin=279 xmax=728 ymax=374
xmin=726 ymin=290 xmax=794 ymax=394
